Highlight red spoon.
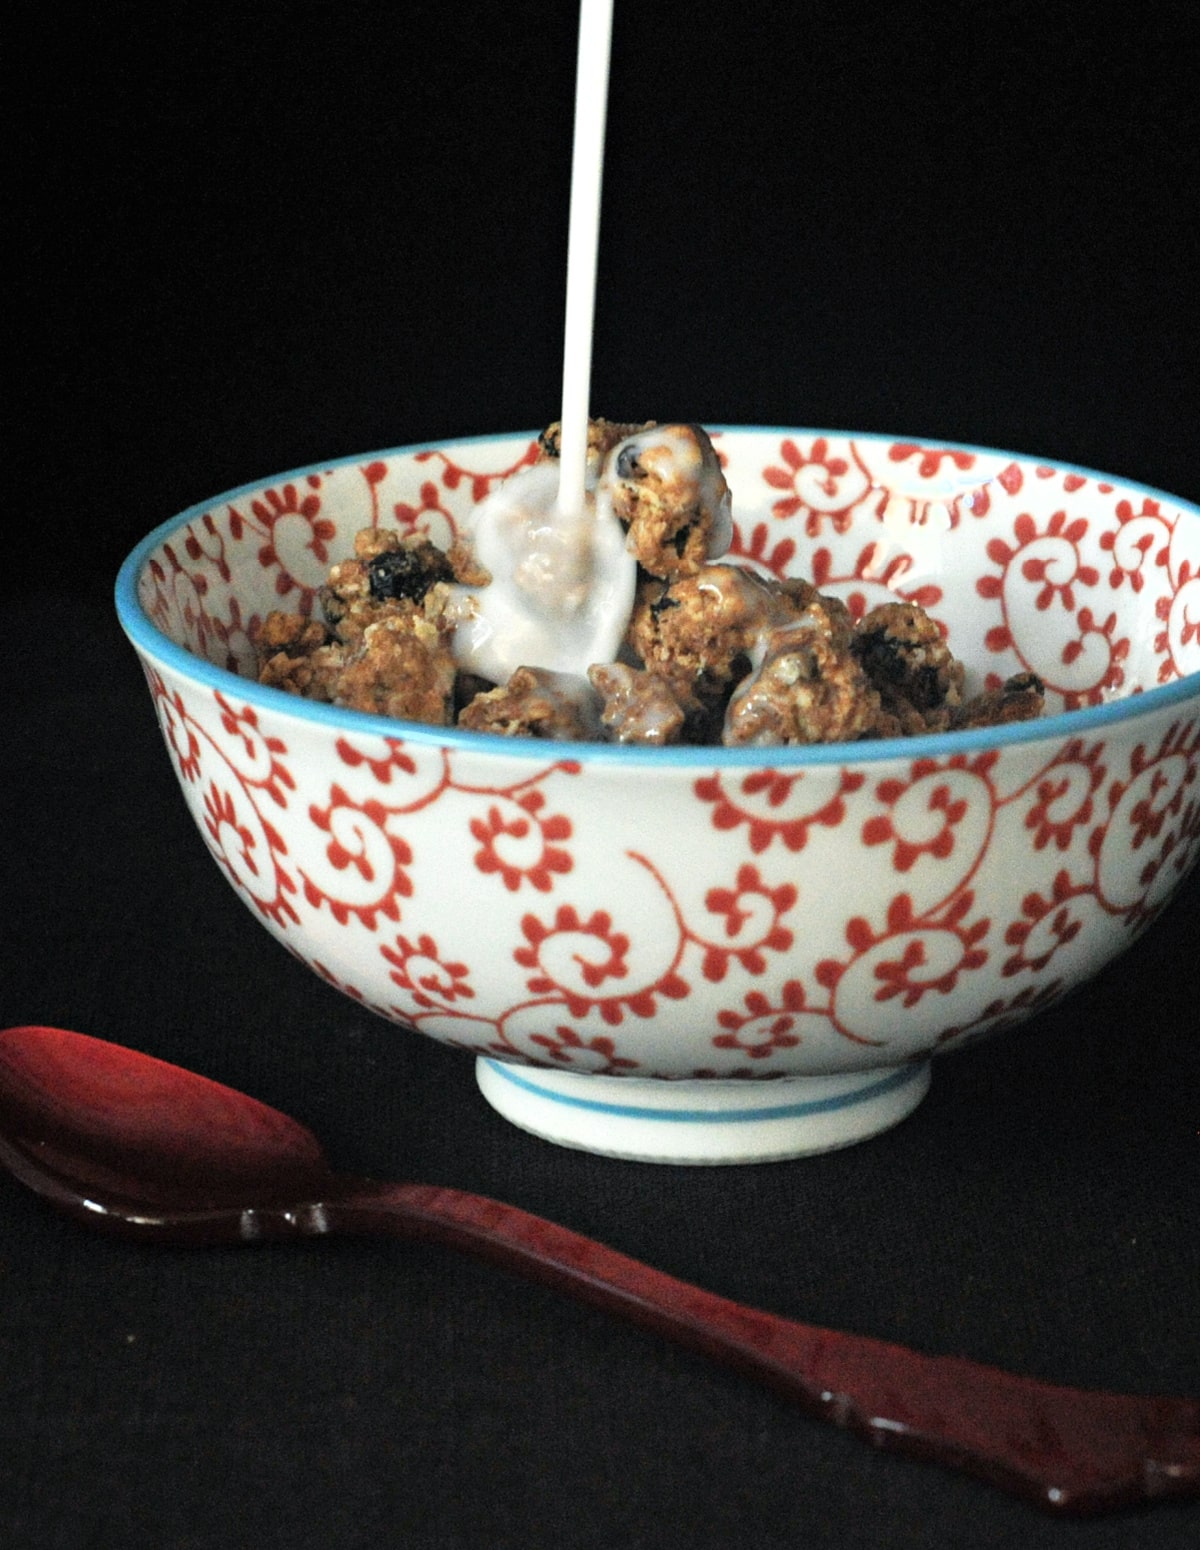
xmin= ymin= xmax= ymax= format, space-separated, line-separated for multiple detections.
xmin=1 ymin=1023 xmax=1195 ymax=1516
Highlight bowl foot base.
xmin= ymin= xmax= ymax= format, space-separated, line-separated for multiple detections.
xmin=474 ymin=1059 xmax=931 ymax=1164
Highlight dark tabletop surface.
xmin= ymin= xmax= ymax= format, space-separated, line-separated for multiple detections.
xmin=6 ymin=3 xmax=1198 ymax=1547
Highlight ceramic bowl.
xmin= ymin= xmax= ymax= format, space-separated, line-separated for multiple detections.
xmin=115 ymin=428 xmax=1200 ymax=1162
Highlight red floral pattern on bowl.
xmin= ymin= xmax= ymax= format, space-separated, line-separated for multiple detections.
xmin=116 ymin=430 xmax=1200 ymax=1162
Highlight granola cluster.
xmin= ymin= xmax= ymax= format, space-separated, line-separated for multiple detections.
xmin=254 ymin=420 xmax=1044 ymax=745
xmin=256 ymin=528 xmax=466 ymax=724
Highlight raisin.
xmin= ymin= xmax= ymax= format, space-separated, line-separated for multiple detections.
xmin=616 ymin=444 xmax=642 ymax=480
xmin=854 ymin=631 xmax=908 ymax=687
xmin=367 ymin=545 xmax=453 ymax=604
xmin=906 ymin=663 xmax=944 ymax=711
xmin=856 ymin=634 xmax=938 ymax=710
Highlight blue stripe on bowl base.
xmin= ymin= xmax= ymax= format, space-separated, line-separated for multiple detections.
xmin=478 ymin=1060 xmax=925 ymax=1124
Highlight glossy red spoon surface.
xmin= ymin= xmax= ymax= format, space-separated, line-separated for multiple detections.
xmin=1 ymin=1024 xmax=1195 ymax=1516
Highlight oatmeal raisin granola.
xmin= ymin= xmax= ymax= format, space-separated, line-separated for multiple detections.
xmin=254 ymin=418 xmax=1049 ymax=746
xmin=330 ymin=613 xmax=457 ymax=724
xmin=320 ymin=530 xmax=462 ymax=644
xmin=538 ymin=417 xmax=655 ymax=470
xmin=587 ymin=662 xmax=688 ymax=745
xmin=255 ymin=614 xmax=345 ymax=702
xmin=950 ymin=672 xmax=1045 ymax=730
xmin=723 ymin=607 xmax=881 ymax=746
xmin=458 ymin=666 xmax=602 ymax=740
xmin=254 ymin=526 xmax=462 ymax=725
xmin=601 ymin=423 xmax=731 ymax=580
xmin=852 ymin=602 xmax=965 ymax=717
xmin=628 ymin=566 xmax=828 ymax=704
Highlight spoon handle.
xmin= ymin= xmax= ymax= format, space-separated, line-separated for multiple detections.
xmin=324 ymin=1180 xmax=1199 ymax=1516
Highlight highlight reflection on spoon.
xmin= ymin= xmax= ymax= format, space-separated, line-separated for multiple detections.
xmin=1 ymin=1024 xmax=1196 ymax=1517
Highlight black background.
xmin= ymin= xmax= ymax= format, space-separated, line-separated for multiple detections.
xmin=5 ymin=2 xmax=1199 ymax=1547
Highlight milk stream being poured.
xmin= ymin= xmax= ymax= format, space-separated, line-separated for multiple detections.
xmin=446 ymin=3 xmax=733 ymax=686
xmin=556 ymin=0 xmax=613 ymax=521
xmin=448 ymin=0 xmax=628 ymax=685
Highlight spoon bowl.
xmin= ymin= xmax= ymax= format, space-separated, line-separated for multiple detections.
xmin=2 ymin=1023 xmax=1196 ymax=1516
xmin=0 ymin=1023 xmax=330 ymax=1211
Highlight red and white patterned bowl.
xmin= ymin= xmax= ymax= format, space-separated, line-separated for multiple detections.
xmin=116 ymin=429 xmax=1200 ymax=1161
